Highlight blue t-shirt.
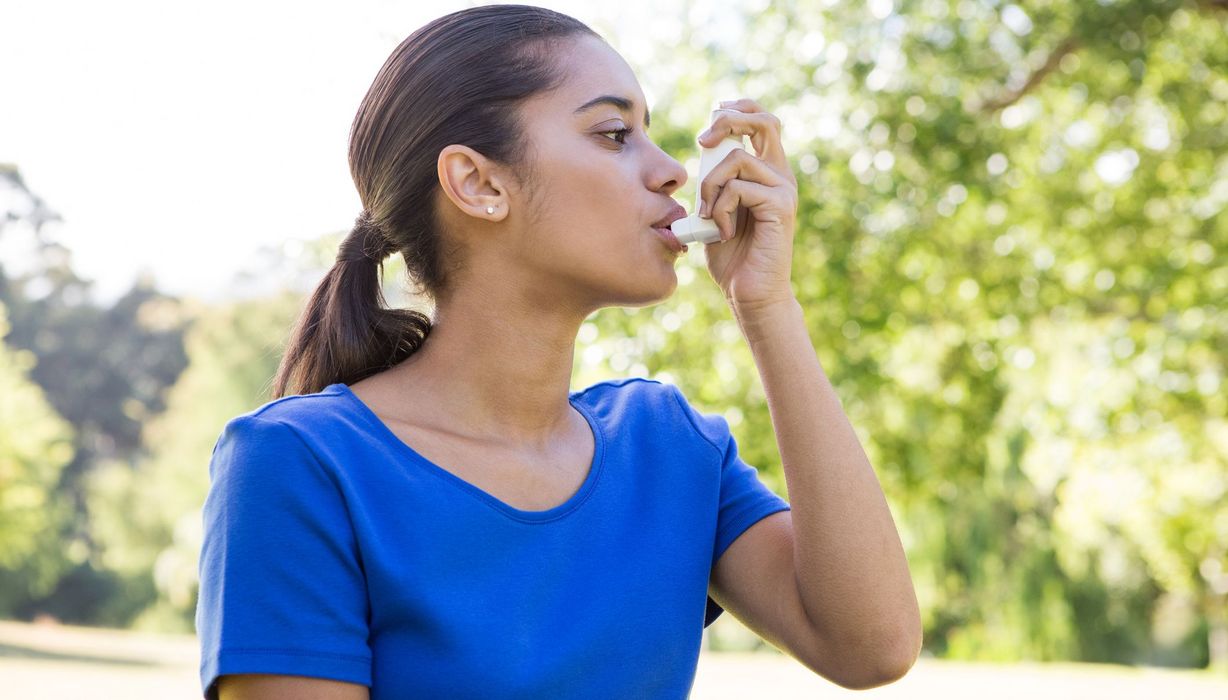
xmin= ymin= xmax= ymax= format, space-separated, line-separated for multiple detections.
xmin=196 ymin=377 xmax=791 ymax=699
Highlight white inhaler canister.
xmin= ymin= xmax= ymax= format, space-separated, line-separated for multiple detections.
xmin=670 ymin=107 xmax=747 ymax=245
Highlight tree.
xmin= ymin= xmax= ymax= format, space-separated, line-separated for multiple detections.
xmin=83 ymin=229 xmax=399 ymax=631
xmin=584 ymin=0 xmax=1226 ymax=667
xmin=0 ymin=299 xmax=76 ymax=615
xmin=86 ymin=291 xmax=305 ymax=631
xmin=0 ymin=163 xmax=191 ymax=623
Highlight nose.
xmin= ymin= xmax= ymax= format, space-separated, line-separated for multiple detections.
xmin=651 ymin=144 xmax=688 ymax=196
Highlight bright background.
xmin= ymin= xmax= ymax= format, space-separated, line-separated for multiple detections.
xmin=2 ymin=0 xmax=1226 ymax=697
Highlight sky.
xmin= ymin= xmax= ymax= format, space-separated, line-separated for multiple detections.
xmin=1 ymin=0 xmax=737 ymax=306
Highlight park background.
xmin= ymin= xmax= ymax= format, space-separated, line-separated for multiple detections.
xmin=1 ymin=0 xmax=1225 ymax=696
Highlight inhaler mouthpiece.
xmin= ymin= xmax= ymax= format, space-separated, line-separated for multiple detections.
xmin=671 ymin=107 xmax=747 ymax=246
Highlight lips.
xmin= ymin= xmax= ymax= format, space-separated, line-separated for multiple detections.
xmin=649 ymin=202 xmax=689 ymax=254
xmin=652 ymin=224 xmax=687 ymax=253
xmin=652 ymin=203 xmax=688 ymax=230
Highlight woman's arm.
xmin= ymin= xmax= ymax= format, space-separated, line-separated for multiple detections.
xmin=219 ymin=674 xmax=369 ymax=700
xmin=733 ymin=296 xmax=923 ymax=681
xmin=692 ymin=95 xmax=921 ymax=684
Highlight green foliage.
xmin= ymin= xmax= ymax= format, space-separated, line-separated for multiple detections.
xmin=85 ymin=292 xmax=305 ymax=632
xmin=0 ymin=163 xmax=192 ymax=624
xmin=0 ymin=300 xmax=76 ymax=612
xmin=79 ymin=226 xmax=415 ymax=632
xmin=584 ymin=0 xmax=1227 ymax=668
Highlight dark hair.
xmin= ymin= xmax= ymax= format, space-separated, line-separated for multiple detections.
xmin=271 ymin=4 xmax=600 ymax=398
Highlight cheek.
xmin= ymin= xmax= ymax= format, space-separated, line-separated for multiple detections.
xmin=551 ymin=146 xmax=637 ymax=200
xmin=527 ymin=149 xmax=644 ymax=253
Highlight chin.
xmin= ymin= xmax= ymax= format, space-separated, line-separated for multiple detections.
xmin=591 ymin=243 xmax=681 ymax=307
xmin=635 ymin=269 xmax=680 ymax=307
xmin=599 ymin=273 xmax=674 ymax=309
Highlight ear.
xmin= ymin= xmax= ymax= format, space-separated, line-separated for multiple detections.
xmin=437 ymin=145 xmax=509 ymax=221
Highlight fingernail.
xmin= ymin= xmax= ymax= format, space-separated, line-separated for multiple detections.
xmin=699 ymin=200 xmax=708 ymax=218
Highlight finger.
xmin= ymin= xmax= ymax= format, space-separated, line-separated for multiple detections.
xmin=699 ymin=110 xmax=788 ymax=177
xmin=699 ymin=148 xmax=789 ymax=219
xmin=707 ymin=179 xmax=785 ymax=242
xmin=700 ymin=110 xmax=780 ymax=153
xmin=716 ymin=98 xmax=766 ymax=113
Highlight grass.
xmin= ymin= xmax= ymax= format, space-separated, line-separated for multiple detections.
xmin=1 ymin=618 xmax=1224 ymax=699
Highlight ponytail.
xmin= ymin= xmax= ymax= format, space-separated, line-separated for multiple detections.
xmin=270 ymin=211 xmax=431 ymax=398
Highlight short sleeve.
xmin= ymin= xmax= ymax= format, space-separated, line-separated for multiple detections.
xmin=195 ymin=415 xmax=372 ymax=700
xmin=669 ymin=386 xmax=792 ymax=628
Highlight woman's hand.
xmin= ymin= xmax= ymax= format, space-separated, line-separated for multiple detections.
xmin=695 ymin=98 xmax=799 ymax=314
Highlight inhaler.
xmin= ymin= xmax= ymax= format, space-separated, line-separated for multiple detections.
xmin=670 ymin=105 xmax=747 ymax=246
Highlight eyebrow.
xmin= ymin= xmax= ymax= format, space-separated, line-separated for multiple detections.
xmin=574 ymin=94 xmax=650 ymax=129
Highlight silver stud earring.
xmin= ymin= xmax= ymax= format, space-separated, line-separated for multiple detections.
xmin=486 ymin=205 xmax=495 ymax=215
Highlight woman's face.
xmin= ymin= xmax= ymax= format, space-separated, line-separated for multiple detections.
xmin=503 ymin=34 xmax=691 ymax=312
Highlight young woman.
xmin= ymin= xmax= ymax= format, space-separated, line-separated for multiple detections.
xmin=195 ymin=5 xmax=921 ymax=699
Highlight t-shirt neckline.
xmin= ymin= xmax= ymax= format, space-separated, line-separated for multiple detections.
xmin=327 ymin=382 xmax=606 ymax=523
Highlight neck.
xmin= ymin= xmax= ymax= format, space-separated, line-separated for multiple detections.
xmin=386 ymin=288 xmax=589 ymax=450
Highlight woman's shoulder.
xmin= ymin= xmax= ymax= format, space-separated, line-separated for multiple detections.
xmin=571 ymin=375 xmax=681 ymax=410
xmin=227 ymin=382 xmax=351 ymax=429
xmin=571 ymin=376 xmax=709 ymax=433
xmin=574 ymin=376 xmax=733 ymax=448
xmin=213 ymin=383 xmax=360 ymax=456
xmin=208 ymin=383 xmax=370 ymax=486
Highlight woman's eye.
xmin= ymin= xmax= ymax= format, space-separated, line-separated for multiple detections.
xmin=601 ymin=127 xmax=633 ymax=145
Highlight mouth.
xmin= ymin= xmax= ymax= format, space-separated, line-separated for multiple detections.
xmin=651 ymin=224 xmax=687 ymax=254
xmin=651 ymin=203 xmax=689 ymax=254
xmin=652 ymin=203 xmax=688 ymax=230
